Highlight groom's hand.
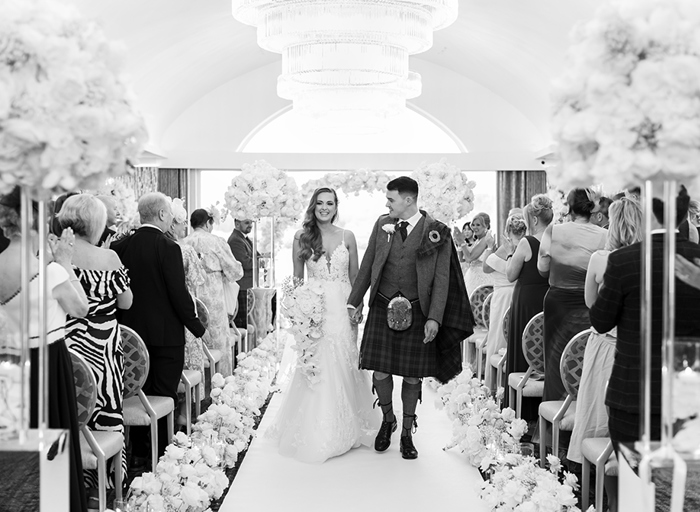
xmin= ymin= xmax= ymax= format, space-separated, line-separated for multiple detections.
xmin=423 ymin=319 xmax=439 ymax=344
xmin=347 ymin=305 xmax=363 ymax=324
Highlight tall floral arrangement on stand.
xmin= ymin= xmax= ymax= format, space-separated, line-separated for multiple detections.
xmin=550 ymin=0 xmax=700 ymax=194
xmin=0 ymin=0 xmax=147 ymax=199
xmin=411 ymin=159 xmax=475 ymax=224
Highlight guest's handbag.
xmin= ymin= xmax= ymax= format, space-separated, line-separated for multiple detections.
xmin=223 ymin=279 xmax=240 ymax=317
xmin=386 ymin=296 xmax=413 ymax=331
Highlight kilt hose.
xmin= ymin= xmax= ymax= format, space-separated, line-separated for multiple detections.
xmin=360 ymin=293 xmax=436 ymax=377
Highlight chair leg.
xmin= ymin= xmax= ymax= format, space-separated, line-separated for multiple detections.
xmin=509 ymin=386 xmax=515 ymax=414
xmin=151 ymin=420 xmax=158 ymax=473
xmin=185 ymin=383 xmax=192 ymax=436
xmin=115 ymin=448 xmax=123 ymax=501
xmin=539 ymin=414 xmax=546 ymax=468
xmin=195 ymin=381 xmax=201 ymax=418
xmin=552 ymin=422 xmax=560 ymax=461
xmin=595 ymin=459 xmax=606 ymax=512
xmin=582 ymin=455 xmax=591 ymax=511
xmin=516 ymin=390 xmax=523 ymax=419
xmin=167 ymin=410 xmax=174 ymax=446
xmin=98 ymin=454 xmax=107 ymax=512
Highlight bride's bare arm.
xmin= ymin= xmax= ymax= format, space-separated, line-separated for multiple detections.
xmin=292 ymin=230 xmax=304 ymax=282
xmin=346 ymin=230 xmax=359 ymax=285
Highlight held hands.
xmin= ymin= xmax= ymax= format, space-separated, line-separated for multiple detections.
xmin=423 ymin=319 xmax=439 ymax=344
xmin=347 ymin=305 xmax=364 ymax=324
xmin=48 ymin=227 xmax=76 ymax=265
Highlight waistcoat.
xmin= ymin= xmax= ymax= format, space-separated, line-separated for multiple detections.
xmin=378 ymin=219 xmax=422 ymax=300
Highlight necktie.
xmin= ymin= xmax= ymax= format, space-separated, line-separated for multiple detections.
xmin=397 ymin=221 xmax=409 ymax=242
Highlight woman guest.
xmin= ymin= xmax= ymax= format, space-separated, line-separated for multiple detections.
xmin=455 ymin=221 xmax=475 ymax=275
xmin=538 ymin=188 xmax=606 ymax=403
xmin=482 ymin=214 xmax=526 ymax=388
xmin=504 ymin=195 xmax=552 ymax=416
xmin=58 ymin=194 xmax=133 ymax=501
xmin=182 ymin=208 xmax=243 ymax=376
xmin=0 ymin=187 xmax=89 ymax=512
xmin=568 ymin=195 xmax=642 ymax=465
xmin=462 ymin=212 xmax=495 ymax=296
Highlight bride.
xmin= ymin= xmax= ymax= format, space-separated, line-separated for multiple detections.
xmin=267 ymin=187 xmax=380 ymax=463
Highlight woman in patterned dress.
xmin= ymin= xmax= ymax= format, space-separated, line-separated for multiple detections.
xmin=182 ymin=208 xmax=243 ymax=376
xmin=58 ymin=194 xmax=133 ymax=499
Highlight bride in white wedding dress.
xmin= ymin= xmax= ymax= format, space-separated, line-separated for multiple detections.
xmin=267 ymin=187 xmax=380 ymax=463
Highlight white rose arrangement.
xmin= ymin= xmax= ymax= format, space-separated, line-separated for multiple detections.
xmin=300 ymin=169 xmax=396 ymax=199
xmin=0 ymin=0 xmax=147 ymax=199
xmin=551 ymin=0 xmax=700 ymax=193
xmin=411 ymin=159 xmax=475 ymax=224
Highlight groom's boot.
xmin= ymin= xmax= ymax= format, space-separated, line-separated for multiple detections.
xmin=400 ymin=380 xmax=421 ymax=460
xmin=372 ymin=373 xmax=397 ymax=452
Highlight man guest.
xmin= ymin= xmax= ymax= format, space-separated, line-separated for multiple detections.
xmin=112 ymin=192 xmax=206 ymax=466
xmin=227 ymin=218 xmax=255 ymax=329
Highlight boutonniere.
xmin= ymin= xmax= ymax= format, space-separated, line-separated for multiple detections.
xmin=428 ymin=230 xmax=440 ymax=243
xmin=382 ymin=223 xmax=396 ymax=242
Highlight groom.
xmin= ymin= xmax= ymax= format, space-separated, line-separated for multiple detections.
xmin=347 ymin=176 xmax=473 ymax=459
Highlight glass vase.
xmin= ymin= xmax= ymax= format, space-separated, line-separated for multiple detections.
xmin=671 ymin=338 xmax=700 ymax=457
xmin=0 ymin=348 xmax=23 ymax=442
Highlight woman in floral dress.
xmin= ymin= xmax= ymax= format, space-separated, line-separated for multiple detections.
xmin=182 ymin=208 xmax=243 ymax=376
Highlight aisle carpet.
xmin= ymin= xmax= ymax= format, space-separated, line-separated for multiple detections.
xmin=220 ymin=373 xmax=488 ymax=512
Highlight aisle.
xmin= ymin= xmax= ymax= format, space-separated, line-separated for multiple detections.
xmin=221 ymin=372 xmax=488 ymax=512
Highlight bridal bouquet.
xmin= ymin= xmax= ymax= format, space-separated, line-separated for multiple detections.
xmin=281 ymin=277 xmax=326 ymax=387
xmin=0 ymin=0 xmax=147 ymax=199
xmin=480 ymin=454 xmax=580 ymax=512
xmin=412 ymin=159 xmax=475 ymax=224
xmin=551 ymin=0 xmax=700 ymax=193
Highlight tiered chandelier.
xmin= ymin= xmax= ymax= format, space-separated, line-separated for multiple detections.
xmin=231 ymin=1 xmax=458 ymax=121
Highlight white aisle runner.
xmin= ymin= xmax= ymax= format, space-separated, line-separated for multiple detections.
xmin=221 ymin=374 xmax=488 ymax=512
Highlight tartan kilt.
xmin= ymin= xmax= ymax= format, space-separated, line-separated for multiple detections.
xmin=359 ymin=294 xmax=436 ymax=377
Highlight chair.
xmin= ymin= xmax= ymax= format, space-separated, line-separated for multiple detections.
xmin=581 ymin=437 xmax=617 ymax=512
xmin=538 ymin=328 xmax=590 ymax=467
xmin=70 ymin=351 xmax=124 ymax=512
xmin=507 ymin=312 xmax=545 ymax=418
xmin=177 ymin=367 xmax=202 ymax=436
xmin=464 ymin=285 xmax=493 ymax=371
xmin=121 ymin=325 xmax=175 ymax=473
xmin=196 ymin=297 xmax=222 ymax=376
xmin=475 ymin=293 xmax=493 ymax=379
xmin=488 ymin=307 xmax=510 ymax=393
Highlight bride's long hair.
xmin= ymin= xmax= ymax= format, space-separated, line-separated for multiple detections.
xmin=298 ymin=187 xmax=339 ymax=262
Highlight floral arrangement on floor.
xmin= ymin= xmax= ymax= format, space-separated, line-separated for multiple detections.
xmin=479 ymin=453 xmax=581 ymax=512
xmin=550 ymin=0 xmax=700 ymax=193
xmin=126 ymin=332 xmax=284 ymax=511
xmin=280 ymin=278 xmax=325 ymax=387
xmin=436 ymin=368 xmax=528 ymax=472
xmin=411 ymin=159 xmax=476 ymax=224
xmin=300 ymin=169 xmax=396 ymax=199
xmin=0 ymin=0 xmax=147 ymax=199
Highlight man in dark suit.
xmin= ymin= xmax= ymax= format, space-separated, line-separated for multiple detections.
xmin=227 ymin=218 xmax=255 ymax=329
xmin=347 ymin=177 xmax=472 ymax=459
xmin=590 ymin=186 xmax=700 ymax=448
xmin=112 ymin=192 xmax=206 ymax=464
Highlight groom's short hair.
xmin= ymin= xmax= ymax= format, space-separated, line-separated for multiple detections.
xmin=387 ymin=176 xmax=419 ymax=200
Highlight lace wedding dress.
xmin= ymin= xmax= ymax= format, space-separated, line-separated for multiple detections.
xmin=267 ymin=242 xmax=380 ymax=463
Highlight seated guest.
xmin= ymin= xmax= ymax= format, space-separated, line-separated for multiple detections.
xmin=183 ymin=208 xmax=243 ymax=376
xmin=0 ymin=187 xmax=89 ymax=512
xmin=591 ymin=185 xmax=700 ymax=450
xmin=58 ymin=194 xmax=133 ymax=501
xmin=112 ymin=192 xmax=205 ymax=466
xmin=568 ymin=195 xmax=642 ymax=466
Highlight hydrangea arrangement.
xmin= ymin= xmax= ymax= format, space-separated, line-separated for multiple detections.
xmin=551 ymin=0 xmax=700 ymax=193
xmin=0 ymin=0 xmax=147 ymax=199
xmin=411 ymin=159 xmax=476 ymax=224
xmin=280 ymin=277 xmax=325 ymax=387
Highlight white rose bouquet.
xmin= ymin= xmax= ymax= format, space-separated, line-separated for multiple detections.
xmin=281 ymin=277 xmax=326 ymax=388
xmin=0 ymin=0 xmax=147 ymax=199
xmin=551 ymin=0 xmax=700 ymax=193
xmin=412 ymin=159 xmax=475 ymax=224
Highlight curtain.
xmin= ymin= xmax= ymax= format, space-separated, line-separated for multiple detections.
xmin=496 ymin=170 xmax=547 ymax=242
xmin=113 ymin=167 xmax=158 ymax=199
xmin=158 ymin=168 xmax=189 ymax=200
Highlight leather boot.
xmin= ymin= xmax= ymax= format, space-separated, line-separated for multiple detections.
xmin=399 ymin=414 xmax=418 ymax=459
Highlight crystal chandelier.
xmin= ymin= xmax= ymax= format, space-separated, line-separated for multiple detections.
xmin=231 ymin=1 xmax=458 ymax=121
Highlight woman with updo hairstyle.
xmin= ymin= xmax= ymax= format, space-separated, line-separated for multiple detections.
xmin=481 ymin=214 xmax=526 ymax=388
xmin=461 ymin=212 xmax=495 ymax=296
xmin=537 ymin=188 xmax=606 ymax=405
xmin=59 ymin=193 xmax=133 ymax=499
xmin=182 ymin=207 xmax=243 ymax=376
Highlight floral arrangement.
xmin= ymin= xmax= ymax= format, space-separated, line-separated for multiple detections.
xmin=99 ymin=178 xmax=140 ymax=236
xmin=480 ymin=454 xmax=581 ymax=512
xmin=546 ymin=187 xmax=570 ymax=224
xmin=0 ymin=0 xmax=147 ymax=199
xmin=411 ymin=159 xmax=475 ymax=224
xmin=551 ymin=0 xmax=700 ymax=193
xmin=280 ymin=277 xmax=326 ymax=387
xmin=436 ymin=368 xmax=527 ymax=472
xmin=300 ymin=169 xmax=396 ymax=199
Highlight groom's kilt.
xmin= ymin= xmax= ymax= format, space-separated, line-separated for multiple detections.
xmin=360 ymin=294 xmax=436 ymax=377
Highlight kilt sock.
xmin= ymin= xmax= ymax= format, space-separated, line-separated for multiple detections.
xmin=401 ymin=380 xmax=422 ymax=437
xmin=372 ymin=373 xmax=395 ymax=422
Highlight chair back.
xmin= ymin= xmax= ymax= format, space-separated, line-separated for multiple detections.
xmin=502 ymin=307 xmax=511 ymax=343
xmin=560 ymin=329 xmax=591 ymax=399
xmin=69 ymin=351 xmax=97 ymax=429
xmin=482 ymin=293 xmax=493 ymax=328
xmin=469 ymin=285 xmax=493 ymax=329
xmin=120 ymin=325 xmax=150 ymax=400
xmin=246 ymin=289 xmax=255 ymax=315
xmin=195 ymin=297 xmax=210 ymax=330
xmin=521 ymin=312 xmax=545 ymax=373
